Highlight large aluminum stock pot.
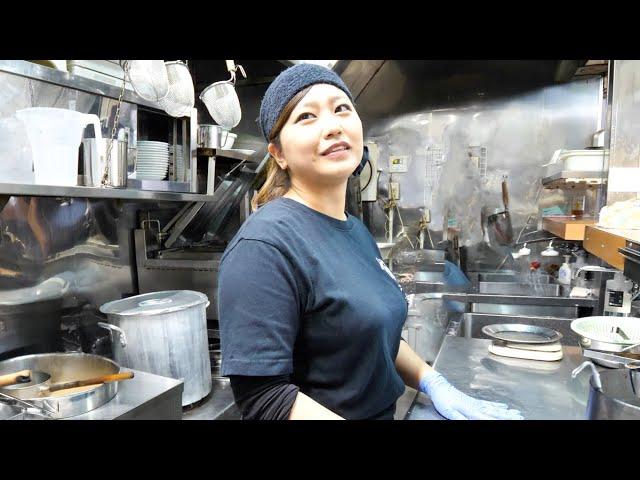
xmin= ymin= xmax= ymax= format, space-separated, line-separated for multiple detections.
xmin=99 ymin=290 xmax=211 ymax=406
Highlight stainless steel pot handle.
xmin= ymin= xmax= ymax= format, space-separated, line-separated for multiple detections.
xmin=624 ymin=361 xmax=640 ymax=370
xmin=572 ymin=361 xmax=602 ymax=390
xmin=621 ymin=342 xmax=640 ymax=353
xmin=0 ymin=390 xmax=59 ymax=418
xmin=97 ymin=322 xmax=127 ymax=348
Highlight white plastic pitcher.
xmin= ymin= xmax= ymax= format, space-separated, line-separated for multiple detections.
xmin=15 ymin=108 xmax=103 ymax=187
xmin=0 ymin=116 xmax=34 ymax=184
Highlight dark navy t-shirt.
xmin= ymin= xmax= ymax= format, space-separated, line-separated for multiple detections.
xmin=218 ymin=197 xmax=408 ymax=420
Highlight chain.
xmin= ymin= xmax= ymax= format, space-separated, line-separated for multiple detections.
xmin=28 ymin=79 xmax=36 ymax=106
xmin=102 ymin=61 xmax=129 ymax=186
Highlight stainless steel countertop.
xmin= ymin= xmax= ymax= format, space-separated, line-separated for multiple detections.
xmin=69 ymin=369 xmax=183 ymax=420
xmin=182 ymin=377 xmax=241 ymax=420
xmin=405 ymin=336 xmax=591 ymax=420
xmin=183 ymin=377 xmax=415 ymax=420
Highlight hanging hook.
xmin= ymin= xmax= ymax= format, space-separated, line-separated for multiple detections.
xmin=224 ymin=60 xmax=247 ymax=85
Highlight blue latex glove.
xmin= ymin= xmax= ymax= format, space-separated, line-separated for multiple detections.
xmin=419 ymin=371 xmax=524 ymax=420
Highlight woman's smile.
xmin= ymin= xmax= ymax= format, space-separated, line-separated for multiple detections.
xmin=320 ymin=141 xmax=352 ymax=159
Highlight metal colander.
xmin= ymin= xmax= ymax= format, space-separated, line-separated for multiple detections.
xmin=571 ymin=316 xmax=640 ymax=345
xmin=123 ymin=60 xmax=170 ymax=102
xmin=199 ymin=80 xmax=241 ymax=129
xmin=159 ymin=61 xmax=195 ymax=118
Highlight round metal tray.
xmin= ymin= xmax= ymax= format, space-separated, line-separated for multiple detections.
xmin=0 ymin=353 xmax=121 ymax=419
xmin=482 ymin=323 xmax=563 ymax=344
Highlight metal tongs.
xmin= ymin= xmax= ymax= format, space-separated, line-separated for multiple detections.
xmin=0 ymin=390 xmax=59 ymax=419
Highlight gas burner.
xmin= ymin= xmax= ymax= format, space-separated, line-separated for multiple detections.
xmin=210 ymin=349 xmax=222 ymax=376
xmin=208 ymin=328 xmax=223 ymax=377
xmin=182 ymin=392 xmax=210 ymax=411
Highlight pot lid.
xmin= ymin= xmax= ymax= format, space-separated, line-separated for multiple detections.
xmin=100 ymin=290 xmax=209 ymax=316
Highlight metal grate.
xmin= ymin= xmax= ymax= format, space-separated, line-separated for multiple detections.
xmin=425 ymin=144 xmax=445 ymax=206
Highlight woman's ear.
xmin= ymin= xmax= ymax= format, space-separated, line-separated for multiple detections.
xmin=268 ymin=143 xmax=287 ymax=170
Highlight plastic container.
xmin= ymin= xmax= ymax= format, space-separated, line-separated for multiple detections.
xmin=558 ymin=255 xmax=572 ymax=286
xmin=604 ymin=271 xmax=633 ymax=316
xmin=0 ymin=116 xmax=34 ymax=184
xmin=571 ymin=194 xmax=586 ymax=217
xmin=15 ymin=108 xmax=103 ymax=187
xmin=544 ymin=149 xmax=608 ymax=177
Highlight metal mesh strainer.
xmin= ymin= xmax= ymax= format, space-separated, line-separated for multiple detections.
xmin=159 ymin=61 xmax=195 ymax=118
xmin=200 ymin=81 xmax=241 ymax=130
xmin=122 ymin=60 xmax=169 ymax=102
xmin=199 ymin=61 xmax=246 ymax=130
xmin=571 ymin=316 xmax=640 ymax=345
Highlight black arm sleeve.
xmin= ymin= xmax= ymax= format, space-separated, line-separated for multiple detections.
xmin=229 ymin=375 xmax=300 ymax=420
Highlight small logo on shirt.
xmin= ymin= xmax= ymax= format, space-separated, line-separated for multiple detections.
xmin=377 ymin=258 xmax=395 ymax=280
xmin=377 ymin=258 xmax=409 ymax=304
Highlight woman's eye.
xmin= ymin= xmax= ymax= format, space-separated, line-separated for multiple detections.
xmin=336 ymin=104 xmax=352 ymax=113
xmin=295 ymin=112 xmax=314 ymax=122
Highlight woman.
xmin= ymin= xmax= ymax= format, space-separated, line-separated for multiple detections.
xmin=218 ymin=63 xmax=523 ymax=420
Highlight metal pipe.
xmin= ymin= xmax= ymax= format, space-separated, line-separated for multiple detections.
xmin=573 ymin=265 xmax=619 ymax=280
xmin=388 ymin=207 xmax=394 ymax=244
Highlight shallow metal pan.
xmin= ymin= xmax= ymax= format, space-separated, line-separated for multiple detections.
xmin=481 ymin=323 xmax=563 ymax=344
xmin=0 ymin=353 xmax=121 ymax=418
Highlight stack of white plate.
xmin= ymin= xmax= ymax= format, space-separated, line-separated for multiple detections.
xmin=137 ymin=141 xmax=169 ymax=180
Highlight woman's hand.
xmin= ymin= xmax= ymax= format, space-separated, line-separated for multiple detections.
xmin=418 ymin=371 xmax=524 ymax=420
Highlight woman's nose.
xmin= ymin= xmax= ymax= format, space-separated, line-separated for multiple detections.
xmin=321 ymin=115 xmax=343 ymax=138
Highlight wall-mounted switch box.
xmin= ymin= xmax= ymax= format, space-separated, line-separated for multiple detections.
xmin=389 ymin=155 xmax=409 ymax=173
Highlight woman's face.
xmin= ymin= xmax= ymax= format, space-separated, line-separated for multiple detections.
xmin=270 ymin=84 xmax=363 ymax=187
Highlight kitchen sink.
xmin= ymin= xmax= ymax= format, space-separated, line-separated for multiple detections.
xmin=405 ymin=268 xmax=595 ymax=317
xmin=460 ymin=271 xmax=584 ymax=317
xmin=413 ymin=271 xmax=444 ymax=282
xmin=477 ymin=282 xmax=565 ymax=297
xmin=457 ymin=313 xmax=581 ymax=346
xmin=472 ymin=272 xmax=552 ymax=284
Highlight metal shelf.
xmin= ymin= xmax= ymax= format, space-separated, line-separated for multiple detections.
xmin=0 ymin=60 xmax=164 ymax=110
xmin=542 ymin=170 xmax=607 ymax=189
xmin=0 ymin=183 xmax=215 ymax=202
xmin=197 ymin=148 xmax=257 ymax=162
